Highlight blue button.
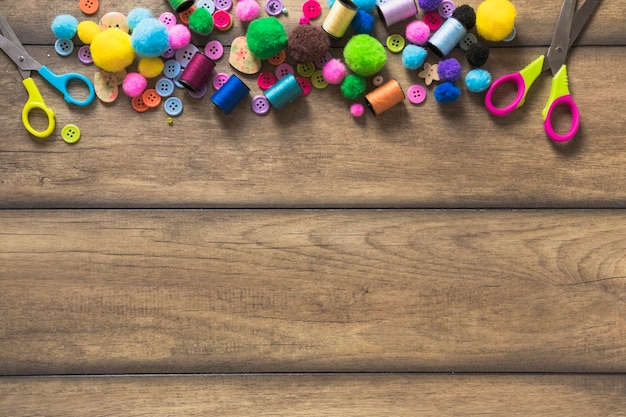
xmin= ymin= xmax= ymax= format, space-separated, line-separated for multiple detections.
xmin=163 ymin=59 xmax=181 ymax=79
xmin=155 ymin=77 xmax=175 ymax=97
xmin=196 ymin=0 xmax=216 ymax=13
xmin=55 ymin=38 xmax=74 ymax=57
xmin=164 ymin=97 xmax=183 ymax=116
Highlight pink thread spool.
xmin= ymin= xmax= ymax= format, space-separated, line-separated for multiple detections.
xmin=179 ymin=52 xmax=216 ymax=93
xmin=377 ymin=0 xmax=418 ymax=27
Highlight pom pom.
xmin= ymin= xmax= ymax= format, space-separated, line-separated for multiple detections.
xmin=452 ymin=5 xmax=476 ymax=30
xmin=343 ymin=34 xmax=387 ymax=77
xmin=236 ymin=0 xmax=261 ymax=21
xmin=168 ymin=24 xmax=191 ymax=49
xmin=466 ymin=42 xmax=489 ymax=67
xmin=322 ymin=58 xmax=347 ymax=84
xmin=127 ymin=8 xmax=152 ymax=31
xmin=401 ymin=44 xmax=427 ymax=70
xmin=434 ymin=81 xmax=461 ymax=103
xmin=476 ymin=0 xmax=516 ymax=41
xmin=350 ymin=102 xmax=365 ymax=117
xmin=327 ymin=0 xmax=336 ymax=9
xmin=246 ymin=17 xmax=288 ymax=60
xmin=340 ymin=74 xmax=366 ymax=100
xmin=418 ymin=0 xmax=442 ymax=11
xmin=465 ymin=68 xmax=491 ymax=92
xmin=350 ymin=10 xmax=375 ymax=35
xmin=91 ymin=28 xmax=135 ymax=72
xmin=122 ymin=72 xmax=148 ymax=97
xmin=77 ymin=20 xmax=100 ymax=44
xmin=437 ymin=57 xmax=462 ymax=82
xmin=131 ymin=18 xmax=170 ymax=58
xmin=405 ymin=20 xmax=430 ymax=45
xmin=138 ymin=57 xmax=164 ymax=78
xmin=354 ymin=0 xmax=377 ymax=13
xmin=188 ymin=7 xmax=214 ymax=35
xmin=287 ymin=25 xmax=329 ymax=63
xmin=51 ymin=14 xmax=78 ymax=39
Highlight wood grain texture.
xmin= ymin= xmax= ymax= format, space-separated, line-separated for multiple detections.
xmin=1 ymin=210 xmax=625 ymax=375
xmin=1 ymin=374 xmax=625 ymax=416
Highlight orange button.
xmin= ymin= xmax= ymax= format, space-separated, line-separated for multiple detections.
xmin=142 ymin=89 xmax=162 ymax=108
xmin=267 ymin=49 xmax=286 ymax=65
xmin=79 ymin=0 xmax=99 ymax=14
xmin=179 ymin=5 xmax=195 ymax=24
xmin=132 ymin=95 xmax=149 ymax=112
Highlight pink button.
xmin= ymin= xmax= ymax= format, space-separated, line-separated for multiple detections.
xmin=275 ymin=63 xmax=294 ymax=79
xmin=77 ymin=45 xmax=93 ymax=64
xmin=296 ymin=76 xmax=312 ymax=96
xmin=159 ymin=12 xmax=177 ymax=28
xmin=257 ymin=71 xmax=276 ymax=90
xmin=212 ymin=73 xmax=229 ymax=90
xmin=424 ymin=11 xmax=442 ymax=30
xmin=438 ymin=0 xmax=455 ymax=17
xmin=407 ymin=85 xmax=427 ymax=104
xmin=213 ymin=10 xmax=232 ymax=30
xmin=204 ymin=40 xmax=224 ymax=60
xmin=299 ymin=16 xmax=310 ymax=25
xmin=302 ymin=0 xmax=321 ymax=18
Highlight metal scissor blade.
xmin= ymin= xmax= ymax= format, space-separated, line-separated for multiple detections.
xmin=0 ymin=12 xmax=40 ymax=78
xmin=569 ymin=0 xmax=601 ymax=48
xmin=545 ymin=0 xmax=577 ymax=74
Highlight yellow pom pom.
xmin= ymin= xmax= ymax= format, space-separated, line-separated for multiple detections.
xmin=77 ymin=20 xmax=101 ymax=44
xmin=476 ymin=0 xmax=516 ymax=42
xmin=138 ymin=57 xmax=165 ymax=79
xmin=90 ymin=28 xmax=135 ymax=73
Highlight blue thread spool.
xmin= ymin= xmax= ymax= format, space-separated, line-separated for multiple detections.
xmin=264 ymin=73 xmax=303 ymax=110
xmin=211 ymin=74 xmax=250 ymax=114
xmin=377 ymin=0 xmax=418 ymax=27
xmin=427 ymin=5 xmax=476 ymax=57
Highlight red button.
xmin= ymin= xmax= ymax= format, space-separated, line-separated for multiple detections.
xmin=213 ymin=10 xmax=232 ymax=30
xmin=132 ymin=94 xmax=149 ymax=112
xmin=423 ymin=11 xmax=442 ymax=30
xmin=257 ymin=71 xmax=276 ymax=90
xmin=296 ymin=76 xmax=312 ymax=96
xmin=302 ymin=0 xmax=321 ymax=19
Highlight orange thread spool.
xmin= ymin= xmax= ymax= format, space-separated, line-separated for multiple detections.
xmin=364 ymin=79 xmax=405 ymax=116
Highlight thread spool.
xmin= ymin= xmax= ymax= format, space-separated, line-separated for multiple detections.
xmin=211 ymin=74 xmax=250 ymax=114
xmin=364 ymin=79 xmax=405 ymax=116
xmin=179 ymin=52 xmax=216 ymax=93
xmin=427 ymin=5 xmax=476 ymax=57
xmin=168 ymin=0 xmax=195 ymax=13
xmin=264 ymin=73 xmax=303 ymax=110
xmin=322 ymin=0 xmax=358 ymax=39
xmin=377 ymin=0 xmax=418 ymax=27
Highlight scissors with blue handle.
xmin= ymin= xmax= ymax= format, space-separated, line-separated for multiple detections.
xmin=0 ymin=12 xmax=95 ymax=138
xmin=485 ymin=0 xmax=599 ymax=143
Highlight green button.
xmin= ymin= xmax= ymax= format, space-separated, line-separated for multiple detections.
xmin=386 ymin=34 xmax=405 ymax=53
xmin=310 ymin=70 xmax=328 ymax=89
xmin=296 ymin=62 xmax=316 ymax=77
xmin=61 ymin=124 xmax=81 ymax=144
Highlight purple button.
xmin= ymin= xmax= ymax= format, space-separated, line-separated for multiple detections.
xmin=188 ymin=83 xmax=208 ymax=98
xmin=161 ymin=45 xmax=176 ymax=59
xmin=265 ymin=0 xmax=283 ymax=15
xmin=159 ymin=12 xmax=177 ymax=28
xmin=175 ymin=44 xmax=198 ymax=68
xmin=215 ymin=0 xmax=232 ymax=10
xmin=77 ymin=45 xmax=93 ymax=64
xmin=407 ymin=84 xmax=427 ymax=104
xmin=314 ymin=52 xmax=332 ymax=69
xmin=275 ymin=63 xmax=294 ymax=79
xmin=251 ymin=95 xmax=270 ymax=115
xmin=438 ymin=0 xmax=455 ymax=17
xmin=212 ymin=73 xmax=230 ymax=90
xmin=204 ymin=40 xmax=224 ymax=60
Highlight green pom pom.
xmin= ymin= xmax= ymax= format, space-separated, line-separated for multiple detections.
xmin=343 ymin=34 xmax=387 ymax=77
xmin=246 ymin=17 xmax=288 ymax=60
xmin=341 ymin=74 xmax=366 ymax=100
xmin=188 ymin=7 xmax=214 ymax=35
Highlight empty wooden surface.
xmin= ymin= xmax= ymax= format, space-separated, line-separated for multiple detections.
xmin=1 ymin=0 xmax=625 ymax=415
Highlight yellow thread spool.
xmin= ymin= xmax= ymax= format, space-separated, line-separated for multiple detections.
xmin=322 ymin=0 xmax=358 ymax=39
xmin=364 ymin=79 xmax=405 ymax=116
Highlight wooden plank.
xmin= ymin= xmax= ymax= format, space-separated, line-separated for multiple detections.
xmin=1 ymin=209 xmax=625 ymax=375
xmin=1 ymin=374 xmax=625 ymax=416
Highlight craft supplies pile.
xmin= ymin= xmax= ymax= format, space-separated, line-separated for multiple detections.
xmin=49 ymin=0 xmax=517 ymax=118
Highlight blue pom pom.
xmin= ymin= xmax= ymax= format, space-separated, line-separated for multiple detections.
xmin=130 ymin=18 xmax=170 ymax=58
xmin=51 ymin=14 xmax=78 ymax=39
xmin=401 ymin=44 xmax=427 ymax=70
xmin=350 ymin=10 xmax=375 ymax=35
xmin=327 ymin=0 xmax=336 ymax=9
xmin=354 ymin=0 xmax=377 ymax=12
xmin=127 ymin=8 xmax=153 ymax=31
xmin=465 ymin=68 xmax=492 ymax=93
xmin=434 ymin=81 xmax=461 ymax=103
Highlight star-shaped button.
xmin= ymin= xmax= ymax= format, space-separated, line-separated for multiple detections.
xmin=419 ymin=62 xmax=440 ymax=86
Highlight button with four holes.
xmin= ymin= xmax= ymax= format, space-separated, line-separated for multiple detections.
xmin=424 ymin=11 xmax=442 ymax=30
xmin=161 ymin=45 xmax=176 ymax=59
xmin=204 ymin=40 xmax=224 ymax=60
xmin=459 ymin=32 xmax=477 ymax=51
xmin=314 ymin=52 xmax=332 ymax=69
xmin=407 ymin=84 xmax=427 ymax=104
xmin=99 ymin=11 xmax=129 ymax=32
xmin=296 ymin=76 xmax=312 ymax=95
xmin=296 ymin=62 xmax=316 ymax=77
xmin=386 ymin=34 xmax=405 ymax=53
xmin=164 ymin=97 xmax=183 ymax=116
xmin=438 ymin=0 xmax=455 ymax=17
xmin=196 ymin=0 xmax=216 ymax=13
xmin=212 ymin=73 xmax=230 ymax=90
xmin=213 ymin=10 xmax=233 ymax=30
xmin=55 ymin=38 xmax=74 ymax=57
xmin=77 ymin=45 xmax=92 ymax=64
xmin=132 ymin=94 xmax=149 ymax=112
xmin=265 ymin=0 xmax=284 ymax=15
xmin=61 ymin=124 xmax=81 ymax=144
xmin=257 ymin=71 xmax=276 ymax=90
xmin=142 ymin=88 xmax=162 ymax=108
xmin=268 ymin=50 xmax=286 ymax=65
xmin=163 ymin=59 xmax=182 ymax=78
xmin=79 ymin=0 xmax=99 ymax=15
xmin=155 ymin=77 xmax=175 ymax=97
xmin=275 ymin=63 xmax=294 ymax=79
xmin=302 ymin=0 xmax=322 ymax=18
xmin=215 ymin=0 xmax=232 ymax=10
xmin=175 ymin=44 xmax=198 ymax=67
xmin=252 ymin=95 xmax=270 ymax=115
xmin=310 ymin=70 xmax=327 ymax=88
xmin=159 ymin=12 xmax=177 ymax=28
xmin=179 ymin=6 xmax=195 ymax=24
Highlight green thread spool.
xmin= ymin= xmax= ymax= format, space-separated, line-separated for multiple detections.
xmin=168 ymin=0 xmax=195 ymax=13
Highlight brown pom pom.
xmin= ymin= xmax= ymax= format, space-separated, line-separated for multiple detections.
xmin=287 ymin=24 xmax=330 ymax=63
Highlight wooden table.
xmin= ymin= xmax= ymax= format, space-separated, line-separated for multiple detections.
xmin=1 ymin=0 xmax=625 ymax=414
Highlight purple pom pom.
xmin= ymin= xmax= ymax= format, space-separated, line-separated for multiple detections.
xmin=437 ymin=58 xmax=462 ymax=82
xmin=418 ymin=0 xmax=442 ymax=11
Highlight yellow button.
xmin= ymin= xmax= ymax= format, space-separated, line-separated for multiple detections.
xmin=310 ymin=70 xmax=327 ymax=89
xmin=296 ymin=62 xmax=316 ymax=77
xmin=386 ymin=34 xmax=405 ymax=53
xmin=61 ymin=124 xmax=81 ymax=144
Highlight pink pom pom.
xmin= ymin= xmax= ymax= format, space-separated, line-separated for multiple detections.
xmin=168 ymin=24 xmax=191 ymax=49
xmin=350 ymin=103 xmax=365 ymax=117
xmin=322 ymin=58 xmax=347 ymax=85
xmin=122 ymin=72 xmax=147 ymax=97
xmin=405 ymin=20 xmax=431 ymax=45
xmin=236 ymin=0 xmax=260 ymax=21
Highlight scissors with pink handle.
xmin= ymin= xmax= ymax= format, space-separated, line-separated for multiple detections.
xmin=485 ymin=0 xmax=599 ymax=143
